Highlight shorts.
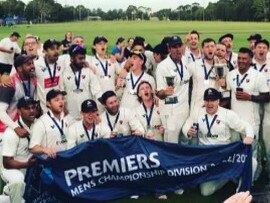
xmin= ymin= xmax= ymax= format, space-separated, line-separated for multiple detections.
xmin=0 ymin=63 xmax=12 ymax=75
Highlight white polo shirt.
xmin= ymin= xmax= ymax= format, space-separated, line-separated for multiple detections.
xmin=67 ymin=120 xmax=110 ymax=149
xmin=156 ymin=55 xmax=191 ymax=115
xmin=134 ymin=103 xmax=163 ymax=141
xmin=100 ymin=107 xmax=145 ymax=137
xmin=29 ymin=110 xmax=69 ymax=152
xmin=226 ymin=67 xmax=269 ymax=134
xmin=0 ymin=37 xmax=21 ymax=65
xmin=182 ymin=106 xmax=254 ymax=145
xmin=2 ymin=118 xmax=31 ymax=163
xmin=228 ymin=52 xmax=238 ymax=69
xmin=120 ymin=71 xmax=155 ymax=109
xmin=252 ymin=58 xmax=270 ymax=79
xmin=0 ymin=73 xmax=36 ymax=133
xmin=59 ymin=66 xmax=102 ymax=120
xmin=184 ymin=50 xmax=202 ymax=65
xmin=34 ymin=56 xmax=64 ymax=111
xmin=91 ymin=55 xmax=121 ymax=92
xmin=252 ymin=59 xmax=270 ymax=125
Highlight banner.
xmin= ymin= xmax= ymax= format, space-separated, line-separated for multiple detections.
xmin=32 ymin=136 xmax=252 ymax=202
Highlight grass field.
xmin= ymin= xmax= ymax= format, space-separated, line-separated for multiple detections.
xmin=1 ymin=20 xmax=270 ymax=202
xmin=0 ymin=20 xmax=270 ymax=54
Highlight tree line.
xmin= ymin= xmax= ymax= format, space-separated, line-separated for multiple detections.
xmin=0 ymin=0 xmax=269 ymax=23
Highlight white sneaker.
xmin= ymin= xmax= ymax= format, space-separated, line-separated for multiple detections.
xmin=174 ymin=189 xmax=184 ymax=195
xmin=130 ymin=195 xmax=139 ymax=199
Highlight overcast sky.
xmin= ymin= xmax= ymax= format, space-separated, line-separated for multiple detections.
xmin=22 ymin=0 xmax=218 ymax=11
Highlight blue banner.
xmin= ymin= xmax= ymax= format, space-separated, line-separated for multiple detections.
xmin=29 ymin=136 xmax=252 ymax=202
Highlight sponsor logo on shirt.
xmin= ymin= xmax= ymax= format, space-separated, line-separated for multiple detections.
xmin=44 ymin=76 xmax=60 ymax=88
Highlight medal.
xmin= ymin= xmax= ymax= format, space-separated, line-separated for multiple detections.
xmin=205 ymin=114 xmax=218 ymax=138
xmin=204 ymin=80 xmax=209 ymax=85
xmin=129 ymin=90 xmax=136 ymax=95
xmin=73 ymin=89 xmax=83 ymax=93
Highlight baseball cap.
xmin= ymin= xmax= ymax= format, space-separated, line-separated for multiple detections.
xmin=168 ymin=36 xmax=183 ymax=47
xmin=17 ymin=96 xmax=38 ymax=109
xmin=218 ymin=33 xmax=234 ymax=42
xmin=81 ymin=99 xmax=98 ymax=113
xmin=98 ymin=90 xmax=117 ymax=105
xmin=14 ymin=54 xmax=35 ymax=69
xmin=130 ymin=51 xmax=146 ymax=64
xmin=153 ymin=43 xmax=168 ymax=55
xmin=43 ymin=39 xmax=61 ymax=50
xmin=255 ymin=39 xmax=269 ymax=48
xmin=69 ymin=44 xmax=87 ymax=56
xmin=11 ymin=31 xmax=21 ymax=38
xmin=93 ymin=36 xmax=108 ymax=45
xmin=46 ymin=89 xmax=67 ymax=101
xmin=247 ymin=33 xmax=262 ymax=41
xmin=203 ymin=88 xmax=221 ymax=101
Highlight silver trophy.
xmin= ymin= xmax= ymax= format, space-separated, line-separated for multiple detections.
xmin=165 ymin=76 xmax=175 ymax=86
xmin=214 ymin=64 xmax=226 ymax=79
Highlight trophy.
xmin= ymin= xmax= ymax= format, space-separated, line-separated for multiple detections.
xmin=165 ymin=76 xmax=175 ymax=86
xmin=145 ymin=126 xmax=154 ymax=140
xmin=214 ymin=64 xmax=226 ymax=79
xmin=164 ymin=76 xmax=178 ymax=104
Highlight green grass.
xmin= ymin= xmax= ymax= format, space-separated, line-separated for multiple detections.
xmin=1 ymin=20 xmax=269 ymax=202
xmin=1 ymin=20 xmax=270 ymax=54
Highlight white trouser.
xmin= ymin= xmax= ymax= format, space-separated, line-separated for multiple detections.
xmin=0 ymin=168 xmax=25 ymax=203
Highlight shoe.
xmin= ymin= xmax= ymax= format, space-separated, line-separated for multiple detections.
xmin=130 ymin=195 xmax=139 ymax=199
xmin=174 ymin=189 xmax=184 ymax=195
xmin=157 ymin=194 xmax=168 ymax=200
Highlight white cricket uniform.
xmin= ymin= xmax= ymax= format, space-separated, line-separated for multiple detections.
xmin=182 ymin=106 xmax=255 ymax=196
xmin=0 ymin=73 xmax=36 ymax=134
xmin=184 ymin=50 xmax=202 ymax=65
xmin=29 ymin=110 xmax=69 ymax=153
xmin=226 ymin=67 xmax=269 ymax=135
xmin=189 ymin=58 xmax=219 ymax=112
xmin=134 ymin=103 xmax=163 ymax=141
xmin=0 ymin=37 xmax=21 ymax=65
xmin=267 ymin=51 xmax=270 ymax=61
xmin=255 ymin=59 xmax=270 ymax=179
xmin=182 ymin=106 xmax=254 ymax=145
xmin=144 ymin=50 xmax=157 ymax=77
xmin=1 ymin=118 xmax=32 ymax=203
xmin=100 ymin=107 xmax=145 ymax=137
xmin=120 ymin=71 xmax=155 ymax=109
xmin=59 ymin=66 xmax=102 ymax=120
xmin=228 ymin=52 xmax=238 ymax=69
xmin=156 ymin=55 xmax=191 ymax=144
xmin=91 ymin=55 xmax=120 ymax=92
xmin=67 ymin=120 xmax=110 ymax=149
xmin=34 ymin=56 xmax=64 ymax=112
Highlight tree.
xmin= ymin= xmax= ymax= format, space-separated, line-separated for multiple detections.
xmin=126 ymin=5 xmax=137 ymax=20
xmin=252 ymin=0 xmax=270 ymax=21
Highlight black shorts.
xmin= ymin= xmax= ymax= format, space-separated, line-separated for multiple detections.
xmin=0 ymin=63 xmax=12 ymax=75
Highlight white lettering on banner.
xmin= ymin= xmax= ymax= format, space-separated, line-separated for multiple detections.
xmin=167 ymin=165 xmax=208 ymax=176
xmin=64 ymin=152 xmax=160 ymax=187
xmin=70 ymin=180 xmax=96 ymax=197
